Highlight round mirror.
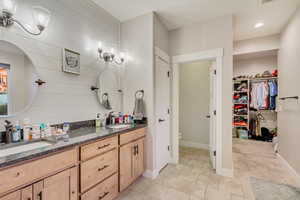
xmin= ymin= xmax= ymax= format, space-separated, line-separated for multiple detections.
xmin=0 ymin=40 xmax=39 ymax=117
xmin=96 ymin=69 xmax=122 ymax=111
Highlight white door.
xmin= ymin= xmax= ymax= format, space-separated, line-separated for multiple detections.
xmin=155 ymin=56 xmax=171 ymax=172
xmin=209 ymin=61 xmax=217 ymax=169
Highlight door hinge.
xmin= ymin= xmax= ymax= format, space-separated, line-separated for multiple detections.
xmin=167 ymin=71 xmax=170 ymax=78
xmin=167 ymin=108 xmax=170 ymax=114
xmin=168 ymin=145 xmax=170 ymax=151
xmin=214 ymin=110 xmax=216 ymax=115
xmin=214 ymin=70 xmax=216 ymax=75
xmin=214 ymin=151 xmax=216 ymax=156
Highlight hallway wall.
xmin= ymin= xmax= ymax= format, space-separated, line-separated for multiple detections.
xmin=179 ymin=60 xmax=211 ymax=149
xmin=169 ymin=15 xmax=233 ymax=172
xmin=278 ymin=7 xmax=300 ymax=176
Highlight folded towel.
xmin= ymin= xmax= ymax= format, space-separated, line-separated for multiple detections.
xmin=133 ymin=98 xmax=145 ymax=120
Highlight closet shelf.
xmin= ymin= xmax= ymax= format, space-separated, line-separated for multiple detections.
xmin=233 ymin=91 xmax=248 ymax=94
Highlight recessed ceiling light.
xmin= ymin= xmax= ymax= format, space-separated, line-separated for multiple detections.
xmin=255 ymin=22 xmax=264 ymax=28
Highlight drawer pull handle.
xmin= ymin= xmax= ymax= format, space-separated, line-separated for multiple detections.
xmin=98 ymin=165 xmax=109 ymax=172
xmin=27 ymin=198 xmax=31 ymax=200
xmin=98 ymin=144 xmax=110 ymax=150
xmin=99 ymin=192 xmax=109 ymax=200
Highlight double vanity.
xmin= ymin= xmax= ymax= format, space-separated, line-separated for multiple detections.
xmin=0 ymin=124 xmax=147 ymax=200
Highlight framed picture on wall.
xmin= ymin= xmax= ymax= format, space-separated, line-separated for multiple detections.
xmin=62 ymin=48 xmax=80 ymax=75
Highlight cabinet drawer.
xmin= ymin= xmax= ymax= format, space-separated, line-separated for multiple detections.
xmin=81 ymin=149 xmax=118 ymax=192
xmin=0 ymin=149 xmax=77 ymax=196
xmin=81 ymin=174 xmax=118 ymax=200
xmin=80 ymin=136 xmax=118 ymax=161
xmin=120 ymin=128 xmax=146 ymax=146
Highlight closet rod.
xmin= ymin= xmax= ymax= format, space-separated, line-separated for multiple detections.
xmin=279 ymin=96 xmax=299 ymax=100
xmin=250 ymin=77 xmax=278 ymax=82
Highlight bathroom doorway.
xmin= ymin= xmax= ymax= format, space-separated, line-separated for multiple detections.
xmin=178 ymin=60 xmax=216 ymax=168
xmin=171 ymin=48 xmax=223 ymax=175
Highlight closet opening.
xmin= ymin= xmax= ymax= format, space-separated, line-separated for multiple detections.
xmin=233 ymin=49 xmax=279 ymax=149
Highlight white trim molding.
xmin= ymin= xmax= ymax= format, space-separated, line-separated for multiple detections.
xmin=143 ymin=169 xmax=159 ymax=179
xmin=219 ymin=168 xmax=234 ymax=177
xmin=179 ymin=140 xmax=209 ymax=150
xmin=171 ymin=48 xmax=224 ymax=176
xmin=277 ymin=154 xmax=300 ymax=186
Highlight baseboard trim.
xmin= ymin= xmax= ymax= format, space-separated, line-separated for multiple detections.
xmin=218 ymin=168 xmax=233 ymax=177
xmin=179 ymin=140 xmax=209 ymax=150
xmin=143 ymin=169 xmax=159 ymax=179
xmin=277 ymin=153 xmax=300 ymax=185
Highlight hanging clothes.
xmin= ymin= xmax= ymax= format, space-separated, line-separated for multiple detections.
xmin=250 ymin=81 xmax=269 ymax=110
xmin=268 ymin=80 xmax=278 ymax=110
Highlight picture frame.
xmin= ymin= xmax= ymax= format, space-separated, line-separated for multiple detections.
xmin=62 ymin=48 xmax=80 ymax=75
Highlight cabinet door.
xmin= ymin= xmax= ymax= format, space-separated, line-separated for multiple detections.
xmin=134 ymin=138 xmax=145 ymax=179
xmin=119 ymin=143 xmax=135 ymax=192
xmin=21 ymin=186 xmax=32 ymax=200
xmin=40 ymin=167 xmax=78 ymax=200
xmin=0 ymin=190 xmax=21 ymax=200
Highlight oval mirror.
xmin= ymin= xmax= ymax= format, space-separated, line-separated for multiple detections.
xmin=96 ymin=69 xmax=122 ymax=111
xmin=0 ymin=40 xmax=39 ymax=117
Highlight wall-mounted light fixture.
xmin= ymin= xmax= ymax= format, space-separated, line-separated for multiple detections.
xmin=0 ymin=0 xmax=51 ymax=35
xmin=98 ymin=42 xmax=125 ymax=65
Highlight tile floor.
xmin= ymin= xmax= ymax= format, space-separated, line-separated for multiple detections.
xmin=117 ymin=139 xmax=299 ymax=200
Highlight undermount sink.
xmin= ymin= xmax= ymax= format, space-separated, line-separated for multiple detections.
xmin=0 ymin=141 xmax=52 ymax=158
xmin=107 ymin=124 xmax=132 ymax=130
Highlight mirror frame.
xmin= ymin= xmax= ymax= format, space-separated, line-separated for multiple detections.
xmin=0 ymin=39 xmax=41 ymax=118
xmin=95 ymin=67 xmax=122 ymax=111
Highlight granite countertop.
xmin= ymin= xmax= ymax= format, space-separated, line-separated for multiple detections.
xmin=0 ymin=124 xmax=147 ymax=169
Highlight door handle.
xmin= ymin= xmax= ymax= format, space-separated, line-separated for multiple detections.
xmin=206 ymin=115 xmax=211 ymax=119
xmin=158 ymin=119 xmax=166 ymax=123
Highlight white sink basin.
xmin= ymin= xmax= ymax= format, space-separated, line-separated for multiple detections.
xmin=107 ymin=124 xmax=132 ymax=129
xmin=0 ymin=142 xmax=52 ymax=158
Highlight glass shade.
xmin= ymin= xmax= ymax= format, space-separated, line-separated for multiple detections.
xmin=2 ymin=0 xmax=17 ymax=14
xmin=32 ymin=6 xmax=51 ymax=29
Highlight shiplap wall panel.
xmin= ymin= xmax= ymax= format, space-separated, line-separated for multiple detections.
xmin=0 ymin=0 xmax=121 ymax=130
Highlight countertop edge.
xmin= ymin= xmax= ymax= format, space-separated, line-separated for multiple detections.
xmin=0 ymin=124 xmax=147 ymax=169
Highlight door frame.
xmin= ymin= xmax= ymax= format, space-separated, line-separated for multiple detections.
xmin=171 ymin=48 xmax=223 ymax=175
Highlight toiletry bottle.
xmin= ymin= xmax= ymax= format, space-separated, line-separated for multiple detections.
xmin=12 ymin=121 xmax=21 ymax=143
xmin=96 ymin=113 xmax=101 ymax=127
xmin=23 ymin=118 xmax=31 ymax=141
xmin=45 ymin=123 xmax=52 ymax=137
xmin=4 ymin=120 xmax=13 ymax=144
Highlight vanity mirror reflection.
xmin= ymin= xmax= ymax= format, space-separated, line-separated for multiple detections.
xmin=96 ymin=68 xmax=122 ymax=111
xmin=0 ymin=40 xmax=40 ymax=117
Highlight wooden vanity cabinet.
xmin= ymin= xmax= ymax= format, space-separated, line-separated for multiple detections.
xmin=119 ymin=129 xmax=145 ymax=192
xmin=0 ymin=166 xmax=77 ymax=200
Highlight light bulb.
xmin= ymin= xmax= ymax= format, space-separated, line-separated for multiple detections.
xmin=120 ymin=52 xmax=125 ymax=59
xmin=110 ymin=48 xmax=114 ymax=55
xmin=2 ymin=0 xmax=17 ymax=14
xmin=98 ymin=42 xmax=102 ymax=49
xmin=32 ymin=6 xmax=51 ymax=31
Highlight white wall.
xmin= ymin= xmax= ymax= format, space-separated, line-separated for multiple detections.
xmin=169 ymin=15 xmax=233 ymax=170
xmin=154 ymin=13 xmax=169 ymax=54
xmin=234 ymin=34 xmax=280 ymax=55
xmin=233 ymin=55 xmax=277 ymax=77
xmin=121 ymin=13 xmax=155 ymax=172
xmin=0 ymin=0 xmax=121 ymax=127
xmin=179 ymin=60 xmax=211 ymax=149
xmin=278 ymin=7 xmax=300 ymax=175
